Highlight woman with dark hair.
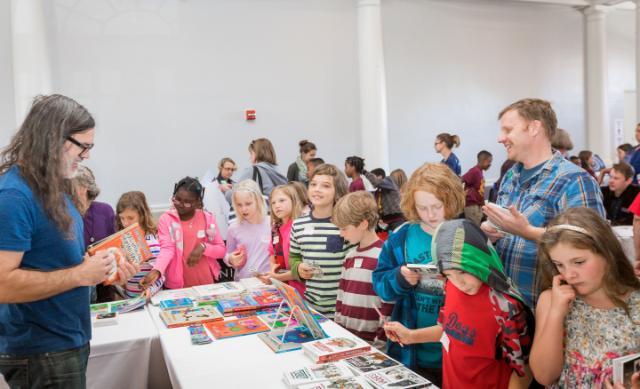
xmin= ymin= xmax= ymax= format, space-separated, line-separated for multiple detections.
xmin=72 ymin=165 xmax=115 ymax=246
xmin=434 ymin=133 xmax=461 ymax=176
xmin=0 ymin=94 xmax=136 ymax=387
xmin=287 ymin=140 xmax=317 ymax=184
xmin=578 ymin=150 xmax=597 ymax=179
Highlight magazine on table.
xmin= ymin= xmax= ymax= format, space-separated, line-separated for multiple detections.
xmin=282 ymin=361 xmax=356 ymax=388
xmin=302 ymin=337 xmax=371 ymax=364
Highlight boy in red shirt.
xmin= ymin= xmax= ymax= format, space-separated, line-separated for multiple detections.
xmin=384 ymin=219 xmax=533 ymax=388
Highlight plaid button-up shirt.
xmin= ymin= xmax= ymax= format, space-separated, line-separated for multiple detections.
xmin=495 ymin=151 xmax=605 ymax=307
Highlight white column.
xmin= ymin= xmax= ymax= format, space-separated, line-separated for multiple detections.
xmin=357 ymin=0 xmax=389 ymax=171
xmin=584 ymin=5 xmax=611 ymax=164
xmin=11 ymin=0 xmax=52 ymax=123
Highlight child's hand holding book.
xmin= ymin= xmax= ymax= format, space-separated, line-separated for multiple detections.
xmin=141 ymin=269 xmax=161 ymax=290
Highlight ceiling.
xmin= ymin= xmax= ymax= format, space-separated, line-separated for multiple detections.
xmin=510 ymin=0 xmax=635 ymax=8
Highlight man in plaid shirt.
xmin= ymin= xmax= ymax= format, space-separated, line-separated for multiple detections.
xmin=481 ymin=98 xmax=605 ymax=308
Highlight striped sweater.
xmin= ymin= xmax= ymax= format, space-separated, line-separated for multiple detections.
xmin=289 ymin=213 xmax=353 ymax=317
xmin=334 ymin=240 xmax=394 ymax=342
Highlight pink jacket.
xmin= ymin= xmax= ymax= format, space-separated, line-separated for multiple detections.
xmin=153 ymin=209 xmax=226 ymax=289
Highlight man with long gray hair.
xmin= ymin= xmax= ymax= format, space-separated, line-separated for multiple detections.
xmin=0 ymin=95 xmax=136 ymax=388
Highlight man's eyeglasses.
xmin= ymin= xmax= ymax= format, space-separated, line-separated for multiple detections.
xmin=172 ymin=197 xmax=195 ymax=208
xmin=66 ymin=136 xmax=94 ymax=156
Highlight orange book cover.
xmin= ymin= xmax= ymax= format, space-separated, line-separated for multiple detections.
xmin=205 ymin=316 xmax=270 ymax=339
xmin=87 ymin=223 xmax=152 ymax=285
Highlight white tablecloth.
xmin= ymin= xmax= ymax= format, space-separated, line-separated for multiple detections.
xmin=147 ymin=304 xmax=363 ymax=389
xmin=88 ymin=307 xmax=171 ymax=389
xmin=612 ymin=225 xmax=635 ymax=264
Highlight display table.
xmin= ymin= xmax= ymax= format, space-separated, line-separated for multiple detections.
xmin=88 ymin=306 xmax=171 ymax=389
xmin=147 ymin=303 xmax=364 ymax=389
xmin=612 ymin=225 xmax=635 ymax=264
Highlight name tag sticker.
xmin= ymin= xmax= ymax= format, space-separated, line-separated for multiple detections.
xmin=196 ymin=230 xmax=206 ymax=239
xmin=354 ymin=258 xmax=363 ymax=268
xmin=440 ymin=331 xmax=450 ymax=353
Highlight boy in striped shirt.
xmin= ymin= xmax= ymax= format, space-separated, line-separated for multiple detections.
xmin=332 ymin=191 xmax=393 ymax=347
xmin=290 ymin=164 xmax=353 ymax=318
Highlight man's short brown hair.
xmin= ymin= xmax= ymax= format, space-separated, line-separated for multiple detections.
xmin=332 ymin=191 xmax=379 ymax=230
xmin=612 ymin=162 xmax=635 ymax=180
xmin=499 ymin=98 xmax=558 ymax=140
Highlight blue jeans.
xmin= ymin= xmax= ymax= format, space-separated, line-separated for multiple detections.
xmin=0 ymin=343 xmax=89 ymax=389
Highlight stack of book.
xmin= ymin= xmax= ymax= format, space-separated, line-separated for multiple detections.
xmin=302 ymin=337 xmax=371 ymax=364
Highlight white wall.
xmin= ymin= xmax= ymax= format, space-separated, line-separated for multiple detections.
xmin=44 ymin=0 xmax=359 ymax=207
xmin=607 ymin=8 xmax=635 ymax=143
xmin=383 ymin=0 xmax=585 ymax=180
xmin=0 ymin=1 xmax=16 ymax=147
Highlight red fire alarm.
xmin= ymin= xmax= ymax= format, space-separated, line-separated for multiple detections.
xmin=245 ymin=109 xmax=256 ymax=121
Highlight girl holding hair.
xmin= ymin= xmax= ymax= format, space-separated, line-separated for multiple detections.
xmin=287 ymin=140 xmax=317 ymax=184
xmin=141 ymin=177 xmax=226 ymax=289
xmin=289 ymin=164 xmax=352 ymax=317
xmin=530 ymin=207 xmax=640 ymax=388
xmin=115 ymin=191 xmax=164 ymax=298
xmin=258 ymin=184 xmax=306 ymax=296
xmin=434 ymin=133 xmax=461 ymax=176
xmin=372 ymin=163 xmax=466 ymax=387
xmin=225 ymin=180 xmax=271 ymax=280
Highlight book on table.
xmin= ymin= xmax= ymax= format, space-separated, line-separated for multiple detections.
xmin=363 ymin=366 xmax=433 ymax=388
xmin=343 ymin=352 xmax=401 ymax=374
xmin=239 ymin=276 xmax=277 ymax=291
xmin=159 ymin=306 xmax=223 ymax=328
xmin=282 ymin=361 xmax=356 ymax=388
xmin=159 ymin=297 xmax=193 ymax=311
xmin=296 ymin=376 xmax=371 ymax=389
xmin=302 ymin=337 xmax=371 ymax=364
xmin=204 ymin=316 xmax=270 ymax=339
xmin=250 ymin=289 xmax=284 ymax=308
xmin=612 ymin=353 xmax=640 ymax=388
xmin=87 ymin=223 xmax=152 ymax=285
xmin=151 ymin=288 xmax=197 ymax=305
xmin=192 ymin=282 xmax=245 ymax=298
xmin=257 ymin=278 xmax=328 ymax=353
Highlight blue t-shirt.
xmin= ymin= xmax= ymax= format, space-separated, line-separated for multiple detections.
xmin=0 ymin=166 xmax=90 ymax=355
xmin=441 ymin=153 xmax=461 ymax=176
xmin=405 ymin=223 xmax=444 ymax=368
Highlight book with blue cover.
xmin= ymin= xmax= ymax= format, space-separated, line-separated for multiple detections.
xmin=159 ymin=297 xmax=193 ymax=311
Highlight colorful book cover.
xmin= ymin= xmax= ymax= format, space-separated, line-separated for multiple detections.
xmin=159 ymin=306 xmax=223 ymax=328
xmin=364 ymin=366 xmax=432 ymax=388
xmin=159 ymin=298 xmax=193 ymax=311
xmin=215 ymin=295 xmax=259 ymax=315
xmin=258 ymin=312 xmax=298 ymax=329
xmin=205 ymin=316 xmax=270 ymax=339
xmin=282 ymin=362 xmax=356 ymax=388
xmin=87 ymin=223 xmax=152 ymax=285
xmin=343 ymin=352 xmax=401 ymax=374
xmin=270 ymin=279 xmax=326 ymax=340
xmin=250 ymin=289 xmax=283 ymax=308
xmin=302 ymin=337 xmax=371 ymax=363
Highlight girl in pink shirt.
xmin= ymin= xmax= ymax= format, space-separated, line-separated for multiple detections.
xmin=225 ymin=180 xmax=271 ymax=280
xmin=141 ymin=177 xmax=226 ymax=289
xmin=259 ymin=184 xmax=306 ymax=296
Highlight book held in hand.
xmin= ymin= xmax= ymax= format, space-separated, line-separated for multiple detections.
xmin=159 ymin=306 xmax=223 ymax=328
xmin=87 ymin=223 xmax=152 ymax=285
xmin=612 ymin=353 xmax=640 ymax=388
xmin=282 ymin=361 xmax=356 ymax=388
xmin=302 ymin=337 xmax=371 ymax=364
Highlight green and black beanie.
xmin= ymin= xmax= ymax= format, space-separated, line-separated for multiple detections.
xmin=431 ymin=219 xmax=525 ymax=303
